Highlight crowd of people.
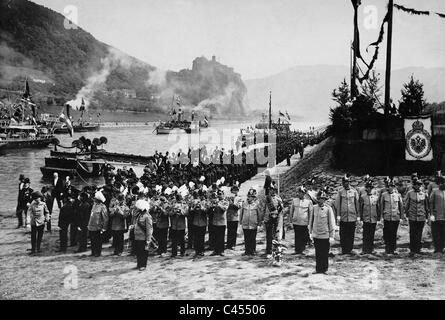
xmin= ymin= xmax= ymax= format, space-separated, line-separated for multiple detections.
xmin=17 ymin=165 xmax=445 ymax=274
xmin=18 ymin=127 xmax=445 ymax=275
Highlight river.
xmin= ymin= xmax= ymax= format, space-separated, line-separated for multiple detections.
xmin=0 ymin=120 xmax=322 ymax=214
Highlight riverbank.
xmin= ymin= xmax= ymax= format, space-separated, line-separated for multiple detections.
xmin=2 ymin=137 xmax=445 ymax=299
xmin=1 ymin=210 xmax=445 ymax=299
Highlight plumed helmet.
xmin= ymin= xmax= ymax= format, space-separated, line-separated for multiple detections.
xmin=135 ymin=199 xmax=150 ymax=212
xmin=94 ymin=191 xmax=106 ymax=203
xmin=317 ymin=190 xmax=328 ymax=200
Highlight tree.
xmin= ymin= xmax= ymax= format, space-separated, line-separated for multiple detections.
xmin=360 ymin=70 xmax=382 ymax=111
xmin=329 ymin=79 xmax=353 ymax=135
xmin=350 ymin=94 xmax=376 ymax=121
xmin=332 ymin=78 xmax=351 ymax=108
xmin=398 ymin=75 xmax=426 ymax=118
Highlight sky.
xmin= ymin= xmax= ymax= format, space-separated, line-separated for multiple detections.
xmin=33 ymin=0 xmax=445 ymax=80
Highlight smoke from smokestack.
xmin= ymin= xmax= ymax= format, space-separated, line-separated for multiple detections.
xmin=66 ymin=47 xmax=134 ymax=109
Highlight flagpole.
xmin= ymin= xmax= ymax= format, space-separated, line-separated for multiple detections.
xmin=351 ymin=1 xmax=360 ymax=100
xmin=384 ymin=0 xmax=394 ymax=175
xmin=268 ymin=91 xmax=272 ymax=130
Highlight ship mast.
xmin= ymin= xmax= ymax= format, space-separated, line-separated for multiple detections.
xmin=268 ymin=91 xmax=272 ymax=130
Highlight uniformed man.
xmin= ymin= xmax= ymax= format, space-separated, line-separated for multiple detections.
xmin=405 ymin=179 xmax=429 ymax=256
xmin=359 ymin=181 xmax=380 ymax=255
xmin=334 ymin=175 xmax=359 ymax=255
xmin=380 ymin=179 xmax=405 ymax=255
xmin=262 ymin=185 xmax=283 ymax=258
xmin=226 ymin=185 xmax=243 ymax=250
xmin=427 ymin=171 xmax=442 ymax=197
xmin=210 ymin=189 xmax=229 ymax=256
xmin=289 ymin=186 xmax=313 ymax=254
xmin=170 ymin=194 xmax=188 ymax=258
xmin=190 ymin=190 xmax=208 ymax=258
xmin=429 ymin=176 xmax=445 ymax=253
xmin=309 ymin=190 xmax=336 ymax=274
xmin=155 ymin=194 xmax=170 ymax=257
xmin=27 ymin=191 xmax=50 ymax=255
xmin=239 ymin=188 xmax=261 ymax=256
xmin=109 ymin=193 xmax=130 ymax=256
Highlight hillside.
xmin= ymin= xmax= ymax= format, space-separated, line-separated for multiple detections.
xmin=0 ymin=0 xmax=247 ymax=116
xmin=245 ymin=65 xmax=445 ymax=122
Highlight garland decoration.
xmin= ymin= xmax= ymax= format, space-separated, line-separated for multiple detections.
xmin=394 ymin=4 xmax=429 ymax=16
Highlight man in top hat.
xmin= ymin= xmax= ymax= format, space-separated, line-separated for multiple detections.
xmin=226 ymin=184 xmax=243 ymax=250
xmin=75 ymin=192 xmax=92 ymax=253
xmin=20 ymin=178 xmax=34 ymax=229
xmin=57 ymin=192 xmax=76 ymax=253
xmin=405 ymin=178 xmax=429 ymax=256
xmin=359 ymin=180 xmax=380 ymax=255
xmin=49 ymin=172 xmax=64 ymax=213
xmin=429 ymin=176 xmax=445 ymax=253
xmin=16 ymin=174 xmax=25 ymax=228
xmin=334 ymin=174 xmax=359 ymax=255
xmin=289 ymin=186 xmax=313 ymax=255
xmin=380 ymin=179 xmax=405 ymax=255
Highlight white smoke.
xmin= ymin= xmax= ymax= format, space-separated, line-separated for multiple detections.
xmin=194 ymin=82 xmax=238 ymax=114
xmin=146 ymin=68 xmax=167 ymax=87
xmin=66 ymin=48 xmax=133 ymax=109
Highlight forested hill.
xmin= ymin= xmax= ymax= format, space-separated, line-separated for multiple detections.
xmin=0 ymin=0 xmax=248 ymax=116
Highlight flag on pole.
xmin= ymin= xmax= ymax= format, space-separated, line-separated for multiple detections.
xmin=23 ymin=78 xmax=31 ymax=99
xmin=285 ymin=111 xmax=291 ymax=120
xmin=80 ymin=98 xmax=86 ymax=111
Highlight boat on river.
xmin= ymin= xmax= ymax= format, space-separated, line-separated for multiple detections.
xmin=0 ymin=123 xmax=57 ymax=149
xmin=40 ymin=137 xmax=154 ymax=178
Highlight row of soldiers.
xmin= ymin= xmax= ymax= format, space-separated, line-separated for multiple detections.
xmin=23 ymin=173 xmax=287 ymax=271
xmin=22 ymin=163 xmax=445 ymax=273
xmin=306 ymin=172 xmax=445 ymax=257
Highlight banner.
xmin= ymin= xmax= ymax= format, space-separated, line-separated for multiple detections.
xmin=404 ymin=117 xmax=433 ymax=161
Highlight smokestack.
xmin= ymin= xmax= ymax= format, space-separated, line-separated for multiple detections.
xmin=212 ymin=55 xmax=216 ymax=62
xmin=66 ymin=104 xmax=70 ymax=119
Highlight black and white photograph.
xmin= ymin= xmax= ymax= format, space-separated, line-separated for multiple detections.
xmin=1 ymin=0 xmax=445 ymax=303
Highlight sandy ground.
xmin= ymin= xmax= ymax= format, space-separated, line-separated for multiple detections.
xmin=1 ymin=211 xmax=445 ymax=300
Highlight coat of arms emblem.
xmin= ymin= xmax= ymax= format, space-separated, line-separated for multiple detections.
xmin=405 ymin=120 xmax=432 ymax=159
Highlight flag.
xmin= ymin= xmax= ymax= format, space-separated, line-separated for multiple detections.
xmin=59 ymin=113 xmax=74 ymax=137
xmin=80 ymin=98 xmax=86 ymax=111
xmin=175 ymin=95 xmax=181 ymax=106
xmin=23 ymin=79 xmax=31 ymax=99
xmin=285 ymin=111 xmax=291 ymax=120
xmin=404 ymin=117 xmax=433 ymax=161
xmin=279 ymin=111 xmax=285 ymax=118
